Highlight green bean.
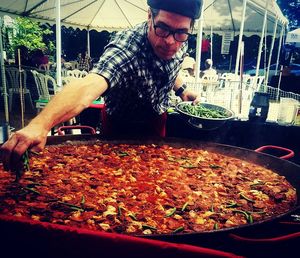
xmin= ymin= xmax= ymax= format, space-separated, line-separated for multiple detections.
xmin=210 ymin=164 xmax=222 ymax=169
xmin=15 ymin=151 xmax=30 ymax=182
xmin=115 ymin=150 xmax=129 ymax=157
xmin=180 ymin=163 xmax=198 ymax=169
xmin=248 ymin=210 xmax=266 ymax=215
xmin=57 ymin=201 xmax=84 ymax=212
xmin=173 ymin=226 xmax=184 ymax=234
xmin=28 ymin=150 xmax=41 ymax=156
xmin=181 ymin=202 xmax=189 ymax=212
xmin=248 ymin=214 xmax=253 ymax=223
xmin=179 ymin=103 xmax=228 ymax=119
xmin=232 ymin=210 xmax=253 ymax=223
xmin=81 ymin=195 xmax=85 ymax=206
xmin=213 ymin=223 xmax=219 ymax=230
xmin=23 ymin=187 xmax=40 ymax=195
xmin=165 ymin=207 xmax=176 ymax=217
xmin=239 ymin=193 xmax=255 ymax=203
xmin=118 ymin=206 xmax=123 ymax=217
xmin=129 ymin=213 xmax=137 ymax=221
xmin=225 ymin=201 xmax=238 ymax=208
xmin=142 ymin=224 xmax=157 ymax=231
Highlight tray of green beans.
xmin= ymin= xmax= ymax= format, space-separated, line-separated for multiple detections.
xmin=176 ymin=101 xmax=235 ymax=130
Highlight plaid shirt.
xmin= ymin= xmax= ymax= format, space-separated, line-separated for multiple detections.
xmin=91 ymin=22 xmax=187 ymax=120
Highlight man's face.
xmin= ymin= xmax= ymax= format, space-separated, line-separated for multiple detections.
xmin=148 ymin=10 xmax=192 ymax=60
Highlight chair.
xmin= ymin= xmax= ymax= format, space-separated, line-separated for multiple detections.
xmin=201 ymin=74 xmax=219 ymax=82
xmin=69 ymin=61 xmax=79 ymax=70
xmin=5 ymin=67 xmax=34 ymax=112
xmin=31 ymin=70 xmax=77 ymax=134
xmin=38 ymin=63 xmax=50 ymax=71
xmin=67 ymin=69 xmax=88 ymax=78
xmin=61 ymin=68 xmax=68 ymax=77
xmin=200 ymin=74 xmax=220 ymax=102
xmin=219 ymin=73 xmax=240 ymax=88
xmin=256 ymin=76 xmax=265 ymax=91
xmin=62 ymin=76 xmax=78 ymax=86
xmin=31 ymin=70 xmax=58 ymax=110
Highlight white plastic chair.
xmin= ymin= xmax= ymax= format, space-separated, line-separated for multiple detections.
xmin=5 ymin=67 xmax=34 ymax=112
xmin=62 ymin=76 xmax=76 ymax=86
xmin=69 ymin=61 xmax=79 ymax=70
xmin=201 ymin=74 xmax=218 ymax=82
xmin=200 ymin=74 xmax=219 ymax=103
xmin=219 ymin=73 xmax=240 ymax=88
xmin=256 ymin=76 xmax=265 ymax=91
xmin=38 ymin=63 xmax=50 ymax=71
xmin=31 ymin=70 xmax=58 ymax=110
xmin=67 ymin=69 xmax=88 ymax=78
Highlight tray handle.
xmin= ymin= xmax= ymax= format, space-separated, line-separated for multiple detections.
xmin=255 ymin=145 xmax=294 ymax=160
xmin=229 ymin=232 xmax=300 ymax=242
xmin=57 ymin=125 xmax=96 ymax=136
xmin=187 ymin=118 xmax=221 ymax=131
xmin=188 ymin=118 xmax=204 ymax=129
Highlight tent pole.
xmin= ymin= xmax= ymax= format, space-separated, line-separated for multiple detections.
xmin=195 ymin=0 xmax=205 ymax=83
xmin=275 ymin=25 xmax=285 ymax=77
xmin=265 ymin=18 xmax=278 ymax=86
xmin=210 ymin=1 xmax=214 ymax=60
xmin=0 ymin=17 xmax=9 ymax=123
xmin=235 ymin=0 xmax=247 ymax=75
xmin=255 ymin=1 xmax=268 ymax=92
xmin=275 ymin=26 xmax=286 ymax=101
xmin=210 ymin=25 xmax=213 ymax=60
xmin=238 ymin=41 xmax=244 ymax=117
xmin=87 ymin=28 xmax=90 ymax=57
xmin=56 ymin=0 xmax=62 ymax=87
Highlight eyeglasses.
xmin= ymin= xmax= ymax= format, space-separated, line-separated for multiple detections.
xmin=151 ymin=16 xmax=191 ymax=42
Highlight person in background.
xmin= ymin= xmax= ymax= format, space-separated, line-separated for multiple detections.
xmin=76 ymin=53 xmax=82 ymax=64
xmin=61 ymin=54 xmax=66 ymax=64
xmin=179 ymin=53 xmax=196 ymax=85
xmin=78 ymin=51 xmax=92 ymax=72
xmin=14 ymin=45 xmax=32 ymax=67
xmin=200 ymin=58 xmax=217 ymax=78
xmin=181 ymin=53 xmax=195 ymax=77
xmin=31 ymin=49 xmax=49 ymax=69
xmin=201 ymin=32 xmax=210 ymax=70
xmin=0 ymin=0 xmax=202 ymax=172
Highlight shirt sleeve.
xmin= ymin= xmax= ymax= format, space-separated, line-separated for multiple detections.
xmin=90 ymin=45 xmax=131 ymax=89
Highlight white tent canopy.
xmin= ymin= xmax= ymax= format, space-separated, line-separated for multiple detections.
xmin=0 ymin=0 xmax=148 ymax=32
xmin=286 ymin=28 xmax=300 ymax=47
xmin=198 ymin=0 xmax=287 ymax=36
xmin=0 ymin=0 xmax=287 ymax=34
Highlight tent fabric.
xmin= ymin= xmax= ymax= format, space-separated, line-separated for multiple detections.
xmin=286 ymin=28 xmax=300 ymax=46
xmin=0 ymin=0 xmax=148 ymax=32
xmin=199 ymin=0 xmax=288 ymax=36
xmin=0 ymin=0 xmax=287 ymax=35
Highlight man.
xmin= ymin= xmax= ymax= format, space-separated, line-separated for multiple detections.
xmin=78 ymin=51 xmax=92 ymax=72
xmin=200 ymin=59 xmax=217 ymax=78
xmin=181 ymin=53 xmax=196 ymax=77
xmin=201 ymin=32 xmax=210 ymax=70
xmin=0 ymin=0 xmax=202 ymax=172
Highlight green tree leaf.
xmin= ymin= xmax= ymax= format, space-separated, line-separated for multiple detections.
xmin=6 ymin=17 xmax=54 ymax=57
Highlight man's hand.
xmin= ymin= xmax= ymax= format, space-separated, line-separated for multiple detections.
xmin=174 ymin=76 xmax=201 ymax=105
xmin=0 ymin=124 xmax=48 ymax=172
xmin=0 ymin=73 xmax=107 ymax=172
xmin=180 ymin=89 xmax=201 ymax=105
